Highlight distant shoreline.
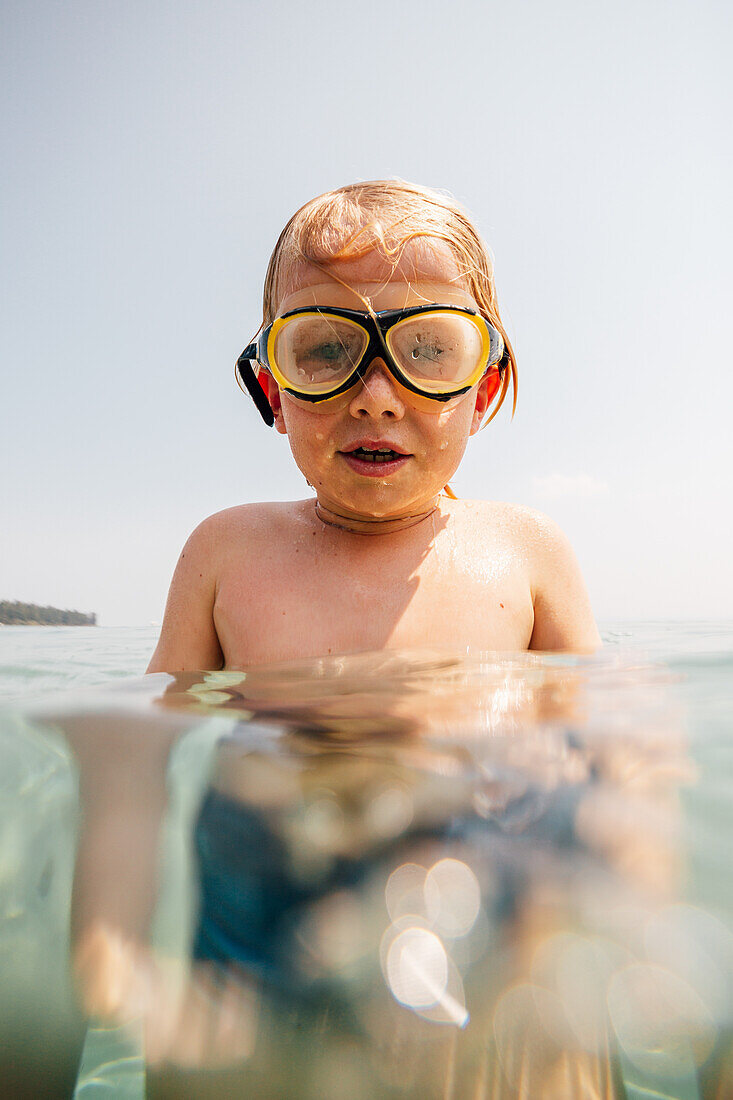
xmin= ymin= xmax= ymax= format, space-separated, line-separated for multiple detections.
xmin=0 ymin=600 xmax=96 ymax=626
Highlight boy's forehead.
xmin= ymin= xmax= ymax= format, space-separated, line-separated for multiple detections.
xmin=276 ymin=239 xmax=477 ymax=314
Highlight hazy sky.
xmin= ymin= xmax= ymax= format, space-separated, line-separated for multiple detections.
xmin=2 ymin=0 xmax=731 ymax=626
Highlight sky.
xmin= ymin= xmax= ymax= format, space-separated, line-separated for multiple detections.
xmin=2 ymin=0 xmax=731 ymax=626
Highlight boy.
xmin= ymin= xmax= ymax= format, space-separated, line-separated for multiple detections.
xmin=149 ymin=180 xmax=599 ymax=672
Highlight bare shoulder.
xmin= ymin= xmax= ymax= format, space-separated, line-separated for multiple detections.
xmin=518 ymin=507 xmax=600 ymax=653
xmin=452 ymin=498 xmax=567 ymax=549
xmin=457 ymin=500 xmax=600 ymax=653
xmin=191 ymin=499 xmax=309 ymax=555
xmin=195 ymin=500 xmax=299 ymax=535
xmin=492 ymin=502 xmax=574 ymax=554
xmin=147 ymin=501 xmax=309 ymax=674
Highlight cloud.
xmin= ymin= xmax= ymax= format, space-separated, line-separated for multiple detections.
xmin=532 ymin=473 xmax=610 ymax=499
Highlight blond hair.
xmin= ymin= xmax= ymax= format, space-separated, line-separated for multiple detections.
xmin=262 ymin=179 xmax=517 ymax=422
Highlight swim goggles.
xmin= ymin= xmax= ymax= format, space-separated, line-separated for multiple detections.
xmin=236 ymin=304 xmax=505 ymax=426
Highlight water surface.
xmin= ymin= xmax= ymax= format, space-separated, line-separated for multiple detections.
xmin=1 ymin=625 xmax=731 ymax=1097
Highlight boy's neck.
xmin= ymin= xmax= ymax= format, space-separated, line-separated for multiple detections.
xmin=314 ymin=497 xmax=442 ymax=535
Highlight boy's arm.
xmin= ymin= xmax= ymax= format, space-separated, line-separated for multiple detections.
xmin=527 ymin=517 xmax=601 ymax=654
xmin=147 ymin=518 xmax=225 ymax=672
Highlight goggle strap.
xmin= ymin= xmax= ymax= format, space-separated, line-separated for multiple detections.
xmin=236 ymin=350 xmax=275 ymax=427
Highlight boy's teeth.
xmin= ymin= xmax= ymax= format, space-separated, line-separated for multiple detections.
xmin=352 ymin=447 xmax=400 ymax=463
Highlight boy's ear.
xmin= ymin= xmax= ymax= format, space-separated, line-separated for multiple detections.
xmin=470 ymin=369 xmax=502 ymax=434
xmin=257 ymin=372 xmax=287 ymax=435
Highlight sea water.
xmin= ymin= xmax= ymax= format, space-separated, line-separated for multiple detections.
xmin=0 ymin=625 xmax=160 ymax=701
xmin=0 ymin=623 xmax=731 ymax=1098
xmin=2 ymin=621 xmax=733 ymax=701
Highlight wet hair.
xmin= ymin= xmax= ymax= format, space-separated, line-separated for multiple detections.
xmin=262 ymin=179 xmax=517 ymax=422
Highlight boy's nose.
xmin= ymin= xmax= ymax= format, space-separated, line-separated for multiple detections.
xmin=348 ymin=357 xmax=406 ymax=420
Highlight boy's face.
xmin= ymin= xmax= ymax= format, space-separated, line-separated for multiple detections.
xmin=260 ymin=240 xmax=499 ymax=524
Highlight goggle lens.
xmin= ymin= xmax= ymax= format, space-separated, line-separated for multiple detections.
xmin=385 ymin=311 xmax=486 ymax=394
xmin=272 ymin=314 xmax=369 ymax=394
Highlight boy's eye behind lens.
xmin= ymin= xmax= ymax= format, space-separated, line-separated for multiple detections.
xmin=311 ymin=342 xmax=349 ymax=364
xmin=277 ymin=317 xmax=366 ymax=385
xmin=297 ymin=343 xmax=353 ymax=380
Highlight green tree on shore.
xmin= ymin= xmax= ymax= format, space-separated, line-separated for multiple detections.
xmin=0 ymin=601 xmax=96 ymax=626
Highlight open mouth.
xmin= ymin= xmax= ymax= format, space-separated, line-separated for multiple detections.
xmin=348 ymin=447 xmax=403 ymax=464
xmin=339 ymin=444 xmax=411 ymax=477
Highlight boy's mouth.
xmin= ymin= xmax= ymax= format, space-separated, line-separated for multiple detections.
xmin=348 ymin=446 xmax=402 ymax=463
xmin=339 ymin=441 xmax=411 ymax=476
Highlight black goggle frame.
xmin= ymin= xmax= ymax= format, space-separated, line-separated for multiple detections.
xmin=236 ymin=304 xmax=505 ymax=428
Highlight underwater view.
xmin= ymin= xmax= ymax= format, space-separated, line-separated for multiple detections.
xmin=1 ymin=623 xmax=732 ymax=1098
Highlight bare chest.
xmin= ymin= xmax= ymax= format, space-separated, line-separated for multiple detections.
xmin=214 ymin=531 xmax=533 ymax=666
